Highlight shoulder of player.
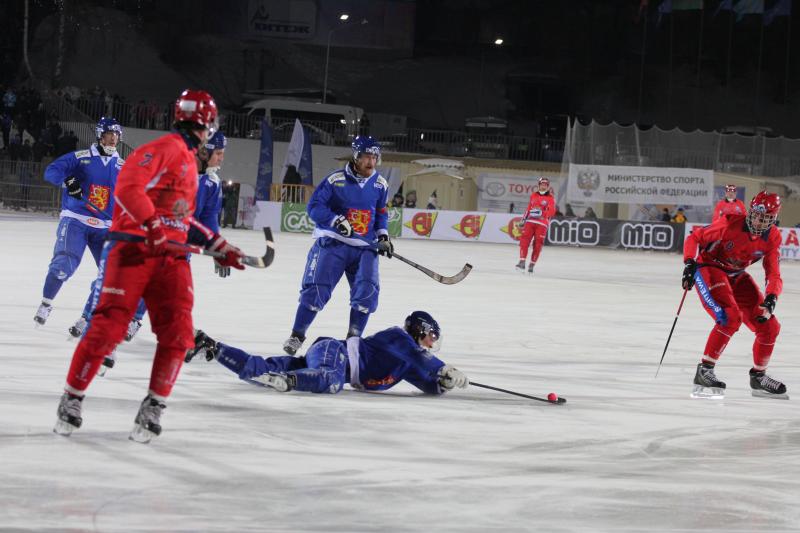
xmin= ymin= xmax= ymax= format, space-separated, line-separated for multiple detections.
xmin=202 ymin=172 xmax=222 ymax=186
xmin=324 ymin=170 xmax=346 ymax=184
xmin=374 ymin=174 xmax=388 ymax=189
xmin=73 ymin=149 xmax=91 ymax=159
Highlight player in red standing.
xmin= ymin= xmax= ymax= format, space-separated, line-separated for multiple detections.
xmin=53 ymin=89 xmax=246 ymax=442
xmin=712 ymin=184 xmax=746 ymax=221
xmin=682 ymin=190 xmax=786 ymax=399
xmin=517 ymin=177 xmax=556 ymax=274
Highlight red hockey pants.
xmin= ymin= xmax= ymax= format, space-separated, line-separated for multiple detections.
xmin=519 ymin=222 xmax=547 ymax=264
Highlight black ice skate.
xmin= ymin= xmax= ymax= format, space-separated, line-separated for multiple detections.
xmin=749 ymin=368 xmax=788 ymax=399
xmin=129 ymin=394 xmax=166 ymax=444
xmin=53 ymin=392 xmax=83 ymax=436
xmin=691 ymin=363 xmax=726 ymax=399
xmin=125 ymin=319 xmax=142 ymax=342
xmin=528 ymin=263 xmax=535 ymax=275
xmin=96 ymin=351 xmax=116 ymax=377
xmin=515 ymin=260 xmax=526 ymax=273
xmin=185 ymin=330 xmax=218 ymax=363
xmin=68 ymin=316 xmax=88 ymax=338
xmin=34 ymin=302 xmax=52 ymax=326
xmin=251 ymin=372 xmax=296 ymax=392
xmin=283 ymin=332 xmax=305 ymax=355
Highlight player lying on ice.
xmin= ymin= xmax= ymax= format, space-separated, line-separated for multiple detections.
xmin=184 ymin=311 xmax=469 ymax=395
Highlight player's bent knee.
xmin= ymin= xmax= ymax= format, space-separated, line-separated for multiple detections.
xmin=48 ymin=254 xmax=79 ymax=280
xmin=300 ymin=285 xmax=332 ymax=310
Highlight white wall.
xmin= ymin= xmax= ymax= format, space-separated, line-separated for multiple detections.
xmin=120 ymin=127 xmax=350 ymax=188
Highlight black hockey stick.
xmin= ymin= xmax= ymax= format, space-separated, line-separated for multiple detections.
xmin=470 ymin=381 xmax=567 ymax=405
xmin=655 ymin=288 xmax=689 ymax=378
xmin=389 ymin=251 xmax=472 ymax=285
xmin=167 ymin=227 xmax=275 ymax=268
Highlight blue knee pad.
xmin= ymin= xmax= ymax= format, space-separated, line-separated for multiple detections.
xmin=291 ymin=339 xmax=348 ymax=393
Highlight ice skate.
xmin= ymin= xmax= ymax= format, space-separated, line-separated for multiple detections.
xmin=129 ymin=394 xmax=166 ymax=444
xmin=34 ymin=302 xmax=52 ymax=326
xmin=283 ymin=333 xmax=305 ymax=355
xmin=515 ymin=260 xmax=526 ymax=273
xmin=750 ymin=368 xmax=789 ymax=399
xmin=53 ymin=392 xmax=83 ymax=436
xmin=68 ymin=316 xmax=88 ymax=338
xmin=96 ymin=351 xmax=116 ymax=377
xmin=251 ymin=372 xmax=296 ymax=392
xmin=691 ymin=363 xmax=726 ymax=399
xmin=185 ymin=330 xmax=218 ymax=363
xmin=528 ymin=263 xmax=535 ymax=275
xmin=125 ymin=319 xmax=142 ymax=342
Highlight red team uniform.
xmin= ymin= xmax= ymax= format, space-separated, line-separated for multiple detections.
xmin=55 ymin=90 xmax=245 ymax=442
xmin=517 ymin=177 xmax=556 ymax=274
xmin=682 ymin=190 xmax=786 ymax=398
xmin=712 ymin=184 xmax=746 ymax=221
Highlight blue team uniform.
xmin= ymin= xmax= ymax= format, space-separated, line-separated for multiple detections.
xmin=215 ymin=327 xmax=447 ymax=394
xmin=41 ymin=145 xmax=123 ymax=300
xmin=294 ymin=163 xmax=389 ymax=327
xmin=195 ymin=168 xmax=223 ymax=232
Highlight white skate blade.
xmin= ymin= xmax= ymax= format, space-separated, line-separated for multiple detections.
xmin=751 ymin=389 xmax=789 ymax=400
xmin=691 ymin=385 xmax=725 ymax=399
xmin=53 ymin=419 xmax=77 ymax=436
xmin=129 ymin=424 xmax=157 ymax=444
xmin=250 ymin=373 xmax=290 ymax=392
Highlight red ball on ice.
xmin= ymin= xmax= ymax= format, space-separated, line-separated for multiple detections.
xmin=547 ymin=392 xmax=558 ymax=402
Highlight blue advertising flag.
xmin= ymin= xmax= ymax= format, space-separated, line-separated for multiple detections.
xmin=298 ymin=124 xmax=313 ymax=186
xmin=255 ymin=119 xmax=273 ymax=201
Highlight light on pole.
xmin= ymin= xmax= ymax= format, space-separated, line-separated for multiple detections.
xmin=322 ymin=16 xmax=368 ymax=104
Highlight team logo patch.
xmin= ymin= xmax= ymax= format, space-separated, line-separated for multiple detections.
xmin=347 ymin=208 xmax=372 ymax=236
xmin=88 ymin=184 xmax=110 ymax=211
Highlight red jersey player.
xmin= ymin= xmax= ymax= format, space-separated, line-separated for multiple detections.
xmin=54 ymin=90 xmax=246 ymax=442
xmin=517 ymin=177 xmax=556 ymax=274
xmin=682 ymin=190 xmax=786 ymax=399
xmin=712 ymin=184 xmax=746 ymax=221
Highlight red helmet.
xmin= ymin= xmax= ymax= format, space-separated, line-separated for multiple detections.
xmin=174 ymin=89 xmax=218 ymax=133
xmin=538 ymin=177 xmax=550 ymax=186
xmin=747 ymin=190 xmax=781 ymax=235
xmin=725 ymin=184 xmax=736 ymax=193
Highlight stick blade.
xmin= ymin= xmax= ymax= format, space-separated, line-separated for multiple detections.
xmin=436 ymin=263 xmax=472 ymax=285
xmin=242 ymin=227 xmax=276 ymax=268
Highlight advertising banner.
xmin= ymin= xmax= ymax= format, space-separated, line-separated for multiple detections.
xmin=477 ymin=173 xmax=561 ymax=212
xmin=685 ymin=222 xmax=800 ymax=261
xmin=281 ymin=203 xmax=402 ymax=237
xmin=568 ymin=164 xmax=714 ymax=206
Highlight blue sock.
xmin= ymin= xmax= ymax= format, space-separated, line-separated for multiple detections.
xmin=43 ymin=273 xmax=64 ymax=301
xmin=291 ymin=305 xmax=317 ymax=338
xmin=347 ymin=307 xmax=370 ymax=337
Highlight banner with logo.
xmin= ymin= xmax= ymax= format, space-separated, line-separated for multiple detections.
xmin=477 ymin=173 xmax=562 ymax=212
xmin=255 ymin=119 xmax=273 ymax=201
xmin=568 ymin=164 xmax=714 ymax=206
xmin=281 ymin=203 xmax=402 ymax=237
xmin=685 ymin=223 xmax=800 ymax=261
xmin=247 ymin=0 xmax=316 ymax=40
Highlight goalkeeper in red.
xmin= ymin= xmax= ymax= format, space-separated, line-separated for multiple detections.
xmin=54 ymin=90 xmax=246 ymax=443
xmin=682 ymin=190 xmax=786 ymax=399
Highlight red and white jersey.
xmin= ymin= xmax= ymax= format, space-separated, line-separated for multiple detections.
xmin=684 ymin=214 xmax=783 ymax=297
xmin=712 ymin=198 xmax=746 ymax=221
xmin=523 ymin=191 xmax=556 ymax=228
xmin=111 ymin=132 xmax=201 ymax=242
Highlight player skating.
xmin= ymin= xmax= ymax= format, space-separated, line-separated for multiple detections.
xmin=186 ymin=311 xmax=469 ymax=395
xmin=516 ymin=177 xmax=555 ymax=274
xmin=682 ymin=190 xmax=786 ymax=399
xmin=282 ymin=136 xmax=393 ymax=355
xmin=712 ymin=184 xmax=746 ymax=222
xmin=34 ymin=117 xmax=124 ymax=326
xmin=54 ymin=90 xmax=246 ymax=443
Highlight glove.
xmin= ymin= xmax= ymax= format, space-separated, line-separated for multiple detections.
xmin=64 ymin=176 xmax=82 ymax=200
xmin=681 ymin=259 xmax=697 ymax=290
xmin=214 ymin=259 xmax=231 ymax=278
xmin=377 ymin=235 xmax=393 ymax=258
xmin=332 ymin=215 xmax=353 ymax=237
xmin=208 ymin=234 xmax=245 ymax=271
xmin=516 ymin=217 xmax=527 ymax=229
xmin=757 ymin=293 xmax=777 ymax=323
xmin=438 ymin=365 xmax=468 ymax=390
xmin=143 ymin=216 xmax=168 ymax=255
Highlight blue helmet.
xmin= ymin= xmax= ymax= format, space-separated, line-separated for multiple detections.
xmin=405 ymin=310 xmax=441 ymax=350
xmin=352 ymin=135 xmax=381 ymax=164
xmin=204 ymin=130 xmax=227 ymax=152
xmin=96 ymin=117 xmax=122 ymax=140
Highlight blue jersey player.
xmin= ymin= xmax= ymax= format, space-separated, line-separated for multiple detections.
xmin=34 ymin=117 xmax=124 ymax=326
xmin=282 ymin=136 xmax=395 ymax=356
xmin=186 ymin=311 xmax=469 ymax=395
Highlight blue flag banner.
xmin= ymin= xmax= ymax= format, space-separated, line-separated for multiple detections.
xmin=282 ymin=118 xmax=314 ymax=186
xmin=255 ymin=119 xmax=273 ymax=201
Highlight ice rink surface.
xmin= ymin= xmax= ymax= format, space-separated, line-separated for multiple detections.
xmin=2 ymin=211 xmax=800 ymax=532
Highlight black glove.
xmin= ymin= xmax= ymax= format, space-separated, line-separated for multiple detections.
xmin=64 ymin=176 xmax=82 ymax=200
xmin=377 ymin=235 xmax=393 ymax=258
xmin=756 ymin=293 xmax=777 ymax=323
xmin=681 ymin=259 xmax=697 ymax=290
xmin=332 ymin=215 xmax=353 ymax=237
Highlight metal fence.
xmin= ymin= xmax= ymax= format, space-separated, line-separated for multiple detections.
xmin=0 ymin=159 xmax=60 ymax=212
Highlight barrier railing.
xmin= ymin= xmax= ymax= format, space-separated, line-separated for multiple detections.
xmin=270 ymin=183 xmax=314 ymax=203
xmin=0 ymin=159 xmax=59 ymax=212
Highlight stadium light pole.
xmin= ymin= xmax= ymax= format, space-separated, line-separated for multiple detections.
xmin=323 ymin=15 xmax=368 ymax=104
xmin=478 ymin=38 xmax=504 ymax=115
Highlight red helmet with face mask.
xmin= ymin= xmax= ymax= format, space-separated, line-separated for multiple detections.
xmin=747 ymin=190 xmax=781 ymax=235
xmin=173 ymin=89 xmax=218 ymax=134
